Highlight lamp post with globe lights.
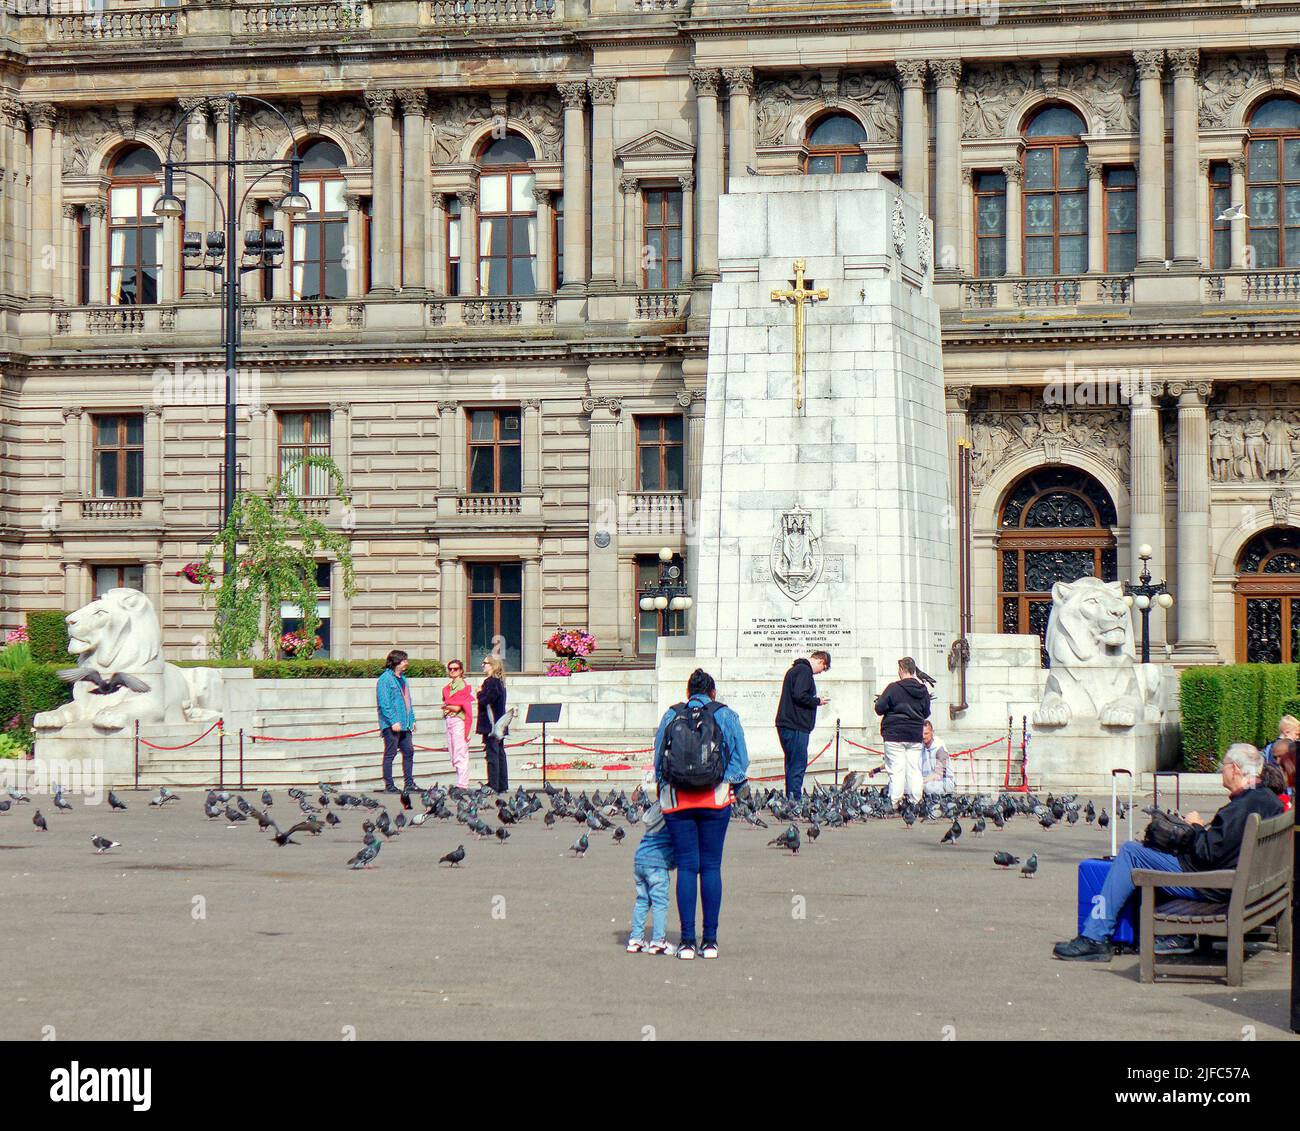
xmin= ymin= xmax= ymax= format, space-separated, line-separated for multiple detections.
xmin=1122 ymin=543 xmax=1174 ymax=664
xmin=638 ymin=546 xmax=693 ymax=620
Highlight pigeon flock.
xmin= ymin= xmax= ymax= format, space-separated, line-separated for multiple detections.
xmin=2 ymin=774 xmax=1122 ymax=884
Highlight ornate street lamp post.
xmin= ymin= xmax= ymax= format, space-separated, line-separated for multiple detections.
xmin=1122 ymin=543 xmax=1175 ymax=664
xmin=638 ymin=546 xmax=693 ymax=615
xmin=152 ymin=93 xmax=310 ymax=535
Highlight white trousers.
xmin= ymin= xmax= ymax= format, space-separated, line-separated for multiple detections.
xmin=883 ymin=741 xmax=924 ymax=805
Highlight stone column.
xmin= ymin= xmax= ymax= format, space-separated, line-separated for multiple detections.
xmin=932 ymin=60 xmax=961 ymax=273
xmin=0 ymin=102 xmax=15 ymax=296
xmin=1134 ymin=49 xmax=1166 ymax=269
xmin=62 ymin=561 xmax=83 ymax=614
xmin=179 ymin=97 xmax=213 ymax=297
xmin=62 ymin=407 xmax=83 ymax=496
xmin=1198 ymin=158 xmax=1211 ymax=267
xmin=533 ymin=188 xmax=553 ymax=293
xmin=439 ymin=553 xmax=463 ymax=661
xmin=691 ymin=69 xmax=722 ymax=283
xmin=143 ymin=406 xmax=163 ymax=496
xmin=678 ymin=173 xmax=695 ymax=284
xmin=959 ymin=168 xmax=974 ymax=274
xmin=1128 ymin=379 xmax=1167 ymax=646
xmin=457 ymin=189 xmax=478 ymax=296
xmin=87 ymin=202 xmax=107 ymax=304
xmin=61 ymin=204 xmax=79 ymax=304
xmin=620 ymin=176 xmax=640 ymax=287
xmin=329 ymin=401 xmax=352 ymax=486
xmin=397 ymin=88 xmax=428 ymax=292
xmin=329 ymin=559 xmax=351 ymax=659
xmin=588 ymin=77 xmax=618 ymax=291
xmin=1168 ymin=380 xmax=1216 ymax=658
xmin=685 ymin=389 xmax=706 ymax=504
xmin=343 ymin=193 xmax=363 ymax=298
xmin=584 ymin=396 xmax=623 ymax=658
xmin=6 ymin=101 xmax=31 ymax=298
xmin=430 ymin=192 xmax=448 ymax=295
xmin=1086 ymin=161 xmax=1105 ymax=273
xmin=523 ymin=554 xmax=543 ymax=673
xmin=438 ymin=401 xmax=463 ymax=492
xmin=1168 ymin=48 xmax=1200 ymax=266
xmin=364 ymin=89 xmax=397 ymax=293
xmin=27 ymin=102 xmax=58 ymax=301
xmin=723 ymin=67 xmax=754 ymax=181
xmin=945 ymin=385 xmax=971 ymax=628
xmin=1229 ymin=155 xmax=1247 ymax=269
xmin=248 ymin=405 xmax=270 ymax=492
xmin=1002 ymin=164 xmax=1023 ymax=275
xmin=522 ymin=399 xmax=542 ymax=492
xmin=143 ymin=560 xmax=162 ymax=619
xmin=557 ymin=81 xmax=588 ymax=292
xmin=897 ymin=60 xmax=928 ymax=205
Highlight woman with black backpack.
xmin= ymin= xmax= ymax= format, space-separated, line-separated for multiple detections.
xmin=653 ymin=668 xmax=750 ymax=961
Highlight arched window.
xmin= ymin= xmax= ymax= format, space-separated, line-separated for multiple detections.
xmin=291 ymin=139 xmax=348 ymax=301
xmin=1246 ymin=97 xmax=1300 ymax=268
xmin=108 ymin=145 xmax=161 ymax=306
xmin=1235 ymin=527 xmax=1300 ymax=662
xmin=1022 ymin=105 xmax=1087 ymax=276
xmin=803 ymin=113 xmax=868 ymax=174
xmin=478 ymin=133 xmax=537 ymax=295
xmin=997 ymin=466 xmax=1118 ymax=665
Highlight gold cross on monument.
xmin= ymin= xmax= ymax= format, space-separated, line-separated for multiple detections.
xmin=770 ymin=259 xmax=829 ymax=412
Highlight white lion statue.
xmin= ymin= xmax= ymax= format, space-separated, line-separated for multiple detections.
xmin=33 ymin=589 xmax=225 ymax=733
xmin=1033 ymin=576 xmax=1147 ymax=729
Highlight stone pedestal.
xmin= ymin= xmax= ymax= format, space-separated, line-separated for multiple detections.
xmin=691 ymin=173 xmax=956 ymax=686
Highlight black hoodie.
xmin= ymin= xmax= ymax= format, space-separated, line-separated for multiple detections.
xmin=775 ymin=658 xmax=820 ymax=733
xmin=874 ymin=678 xmax=931 ymax=743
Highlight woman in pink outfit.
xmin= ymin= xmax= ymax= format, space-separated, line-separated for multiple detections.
xmin=441 ymin=659 xmax=473 ymax=787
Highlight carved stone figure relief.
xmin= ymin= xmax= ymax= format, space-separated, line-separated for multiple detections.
xmin=969 ymin=405 xmax=1129 ymax=490
xmin=1199 ymin=54 xmax=1269 ymax=128
xmin=430 ymin=93 xmax=495 ymax=165
xmin=1210 ymin=407 xmax=1300 ymax=483
xmin=755 ymin=70 xmax=899 ymax=147
xmin=1059 ymin=58 xmax=1137 ymax=133
xmin=961 ymin=62 xmax=1039 ymax=138
xmin=507 ymin=90 xmax=563 ymax=162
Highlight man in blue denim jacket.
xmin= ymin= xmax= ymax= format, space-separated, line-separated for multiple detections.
xmin=376 ymin=649 xmax=417 ymax=793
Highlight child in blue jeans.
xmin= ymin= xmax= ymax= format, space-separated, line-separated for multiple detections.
xmin=627 ymin=802 xmax=676 ymax=955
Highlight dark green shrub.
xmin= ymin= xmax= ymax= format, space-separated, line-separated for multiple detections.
xmin=249 ymin=659 xmax=447 ymax=680
xmin=25 ymin=610 xmax=73 ymax=664
xmin=1258 ymin=663 xmax=1300 ymax=746
xmin=0 ymin=664 xmax=73 ymax=733
xmin=1179 ymin=667 xmax=1222 ymax=768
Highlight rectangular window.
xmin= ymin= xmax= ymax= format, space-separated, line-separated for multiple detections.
xmin=636 ymin=415 xmax=685 ymax=492
xmin=1210 ymin=161 xmax=1232 ymax=270
xmin=478 ymin=171 xmax=537 ymax=296
xmin=468 ymin=562 xmax=522 ymax=673
xmin=92 ymin=414 xmax=145 ymax=498
xmin=1104 ymin=167 xmax=1137 ymax=272
xmin=93 ymin=564 xmax=144 ymax=598
xmin=467 ymin=408 xmax=522 ymax=494
xmin=281 ymin=561 xmax=332 ymax=659
xmin=553 ymin=192 xmax=564 ymax=290
xmin=973 ymin=171 xmax=1007 ymax=277
xmin=636 ymin=555 xmax=686 ymax=656
xmin=278 ymin=410 xmax=331 ymax=498
xmin=77 ymin=208 xmax=90 ymax=305
xmin=642 ymin=188 xmax=683 ymax=289
xmin=448 ymin=196 xmax=461 ymax=295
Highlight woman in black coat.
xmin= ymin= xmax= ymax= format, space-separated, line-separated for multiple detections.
xmin=476 ymin=655 xmax=509 ymax=793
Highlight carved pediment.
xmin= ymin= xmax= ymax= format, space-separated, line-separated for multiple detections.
xmin=615 ymin=130 xmax=696 ymax=161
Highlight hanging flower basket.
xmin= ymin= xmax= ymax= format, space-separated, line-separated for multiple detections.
xmin=280 ymin=630 xmax=323 ymax=658
xmin=545 ymin=628 xmax=596 ymax=676
xmin=178 ymin=562 xmax=214 ymax=585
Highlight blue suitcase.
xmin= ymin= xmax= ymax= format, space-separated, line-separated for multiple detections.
xmin=1075 ymin=768 xmax=1138 ymax=946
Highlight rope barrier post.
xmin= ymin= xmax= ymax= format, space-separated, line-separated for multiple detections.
xmin=1020 ymin=715 xmax=1029 ymax=790
xmin=1004 ymin=715 xmax=1013 ymax=790
xmin=542 ymin=720 xmax=548 ymax=791
xmin=218 ymin=719 xmax=224 ymax=791
xmin=834 ymin=718 xmax=840 ymax=787
xmin=133 ymin=720 xmax=139 ymax=790
xmin=239 ymin=727 xmax=245 ymax=792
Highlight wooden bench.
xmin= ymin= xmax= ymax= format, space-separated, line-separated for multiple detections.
xmin=1132 ymin=810 xmax=1293 ymax=986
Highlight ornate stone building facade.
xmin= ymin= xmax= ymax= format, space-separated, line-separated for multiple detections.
xmin=2 ymin=0 xmax=1300 ymax=669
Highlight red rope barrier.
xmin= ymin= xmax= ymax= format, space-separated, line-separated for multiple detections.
xmin=248 ymin=728 xmax=381 ymax=743
xmin=552 ymin=738 xmax=656 ymax=755
xmin=751 ymin=737 xmax=834 ymax=782
xmin=137 ymin=720 xmax=222 ymax=751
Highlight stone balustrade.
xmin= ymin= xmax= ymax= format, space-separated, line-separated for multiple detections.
xmin=620 ymin=491 xmax=686 ymax=536
xmin=233 ymin=2 xmax=370 ymax=36
xmin=47 ymin=9 xmax=182 ymax=41
xmin=80 ymin=498 xmax=144 ymax=520
xmin=421 ymin=0 xmax=560 ymax=29
xmin=633 ymin=291 xmax=688 ymax=320
xmin=456 ymin=494 xmax=524 ymax=516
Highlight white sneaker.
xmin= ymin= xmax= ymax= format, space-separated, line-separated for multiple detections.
xmin=677 ymin=944 xmax=697 ymax=960
xmin=644 ymin=939 xmax=676 ymax=956
xmin=700 ymin=941 xmax=719 ymax=959
xmin=626 ymin=939 xmax=644 ymax=953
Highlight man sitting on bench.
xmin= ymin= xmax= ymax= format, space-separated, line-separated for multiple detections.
xmin=1053 ymin=744 xmax=1283 ymax=962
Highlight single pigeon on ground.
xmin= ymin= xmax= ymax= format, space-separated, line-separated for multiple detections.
xmin=33 ymin=810 xmax=47 ymax=831
xmin=0 ymin=800 xmax=10 ymax=813
xmin=767 ymin=825 xmax=801 ymax=854
xmin=108 ymin=791 xmax=128 ymax=811
xmin=7 ymin=789 xmax=30 ymax=803
xmin=495 ymin=827 xmax=510 ymax=844
xmin=261 ymin=791 xmax=273 ymax=807
xmin=347 ymin=840 xmax=381 ymax=869
xmin=570 ymin=833 xmax=590 ymax=857
xmin=440 ymin=844 xmax=466 ymax=867
xmin=1098 ymin=809 xmax=1110 ymax=830
xmin=993 ymin=851 xmax=1020 ymax=868
xmin=611 ymin=826 xmax=626 ymax=845
xmin=54 ymin=792 xmax=73 ymax=812
xmin=940 ymin=818 xmax=962 ymax=845
xmin=1020 ymin=852 xmax=1039 ymax=878
xmin=91 ymin=835 xmax=120 ymax=855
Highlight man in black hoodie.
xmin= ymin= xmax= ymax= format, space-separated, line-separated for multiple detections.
xmin=775 ymin=651 xmax=831 ymax=798
xmin=874 ymin=657 xmax=932 ymax=808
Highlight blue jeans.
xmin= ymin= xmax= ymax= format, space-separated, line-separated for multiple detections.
xmin=778 ymin=727 xmax=810 ymax=798
xmin=1081 ymin=841 xmax=1213 ymax=942
xmin=664 ymin=807 xmax=730 ymax=946
xmin=381 ymin=726 xmax=414 ymax=788
xmin=630 ymin=863 xmax=672 ymax=943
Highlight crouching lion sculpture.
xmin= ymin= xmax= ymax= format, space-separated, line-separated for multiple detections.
xmin=33 ymin=589 xmax=225 ymax=733
xmin=1032 ymin=576 xmax=1147 ymax=729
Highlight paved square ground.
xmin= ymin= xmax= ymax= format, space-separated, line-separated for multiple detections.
xmin=0 ymin=787 xmax=1293 ymax=1041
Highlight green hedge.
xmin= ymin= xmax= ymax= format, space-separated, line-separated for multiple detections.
xmin=249 ymin=659 xmax=447 ymax=679
xmin=25 ymin=610 xmax=73 ymax=664
xmin=1180 ymin=663 xmax=1300 ymax=770
xmin=0 ymin=663 xmax=73 ymax=730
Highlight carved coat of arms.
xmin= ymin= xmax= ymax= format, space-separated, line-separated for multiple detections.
xmin=771 ymin=505 xmax=823 ymax=602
